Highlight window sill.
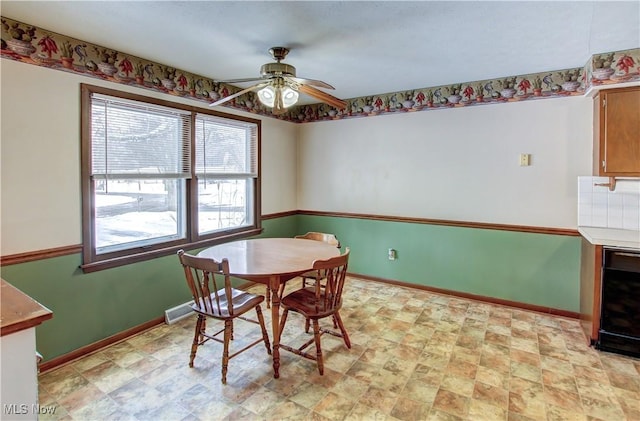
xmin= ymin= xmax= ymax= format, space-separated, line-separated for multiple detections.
xmin=80 ymin=228 xmax=263 ymax=273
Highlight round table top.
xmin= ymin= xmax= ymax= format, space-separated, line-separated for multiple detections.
xmin=197 ymin=238 xmax=341 ymax=281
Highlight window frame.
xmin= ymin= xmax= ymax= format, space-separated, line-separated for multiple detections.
xmin=80 ymin=84 xmax=262 ymax=272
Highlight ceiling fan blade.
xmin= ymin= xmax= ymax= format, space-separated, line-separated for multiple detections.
xmin=297 ymin=84 xmax=347 ymax=110
xmin=209 ymin=82 xmax=268 ymax=107
xmin=286 ymin=76 xmax=335 ymax=90
xmin=215 ymin=77 xmax=267 ymax=84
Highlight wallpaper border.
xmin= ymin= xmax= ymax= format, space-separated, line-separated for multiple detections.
xmin=1 ymin=15 xmax=638 ymax=124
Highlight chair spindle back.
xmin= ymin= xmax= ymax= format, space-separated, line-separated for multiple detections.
xmin=311 ymin=248 xmax=350 ymax=312
xmin=178 ymin=250 xmax=234 ymax=317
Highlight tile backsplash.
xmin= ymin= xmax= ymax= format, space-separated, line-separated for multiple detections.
xmin=578 ymin=177 xmax=640 ymax=230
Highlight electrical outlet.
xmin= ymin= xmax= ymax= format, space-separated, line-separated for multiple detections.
xmin=519 ymin=153 xmax=531 ymax=166
xmin=388 ymin=248 xmax=397 ymax=260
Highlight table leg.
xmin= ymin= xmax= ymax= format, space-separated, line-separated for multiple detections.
xmin=269 ymin=275 xmax=281 ymax=378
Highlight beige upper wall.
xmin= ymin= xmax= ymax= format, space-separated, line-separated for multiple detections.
xmin=0 ymin=59 xmax=298 ymax=255
xmin=297 ymin=96 xmax=593 ymax=229
xmin=1 ymin=56 xmax=595 ymax=255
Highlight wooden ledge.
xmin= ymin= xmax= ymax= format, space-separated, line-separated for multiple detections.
xmin=1 ymin=279 xmax=53 ymax=336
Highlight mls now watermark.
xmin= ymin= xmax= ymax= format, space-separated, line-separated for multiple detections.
xmin=3 ymin=404 xmax=57 ymax=415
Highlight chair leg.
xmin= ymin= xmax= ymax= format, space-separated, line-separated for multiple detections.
xmin=255 ymin=305 xmax=272 ymax=355
xmin=278 ymin=309 xmax=289 ymax=342
xmin=333 ymin=312 xmax=351 ymax=349
xmin=189 ymin=315 xmax=204 ymax=367
xmin=221 ymin=319 xmax=232 ymax=384
xmin=266 ymin=286 xmax=271 ymax=309
xmin=305 ymin=318 xmax=311 ymax=333
xmin=312 ymin=319 xmax=324 ymax=375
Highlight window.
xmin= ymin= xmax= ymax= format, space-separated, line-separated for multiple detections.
xmin=81 ymin=84 xmax=261 ymax=271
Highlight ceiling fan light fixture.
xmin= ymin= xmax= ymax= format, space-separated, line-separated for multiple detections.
xmin=281 ymin=87 xmax=299 ymax=107
xmin=257 ymin=85 xmax=299 ymax=108
xmin=257 ymin=85 xmax=275 ymax=107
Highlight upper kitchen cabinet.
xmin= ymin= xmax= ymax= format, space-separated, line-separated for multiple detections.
xmin=593 ymin=86 xmax=640 ymax=176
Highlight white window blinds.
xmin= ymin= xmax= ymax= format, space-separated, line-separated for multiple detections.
xmin=195 ymin=113 xmax=258 ymax=179
xmin=91 ymin=93 xmax=191 ymax=179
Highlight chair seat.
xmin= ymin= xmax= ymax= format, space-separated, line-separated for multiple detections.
xmin=281 ymin=287 xmax=340 ymax=319
xmin=300 ymin=270 xmax=319 ymax=279
xmin=193 ymin=288 xmax=265 ymax=318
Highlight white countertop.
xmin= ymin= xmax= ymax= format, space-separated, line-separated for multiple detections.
xmin=578 ymin=226 xmax=640 ymax=250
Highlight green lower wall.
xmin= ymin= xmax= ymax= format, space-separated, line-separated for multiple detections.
xmin=1 ymin=252 xmax=189 ymax=362
xmin=1 ymin=214 xmax=581 ymax=363
xmin=296 ymin=215 xmax=581 ymax=313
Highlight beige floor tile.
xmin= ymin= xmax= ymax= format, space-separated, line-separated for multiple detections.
xmin=426 ymin=408 xmax=464 ymax=420
xmin=543 ymin=385 xmax=583 ymax=412
xmin=545 ymin=403 xmax=588 ymax=421
xmin=402 ymin=377 xmax=439 ymax=403
xmin=451 ymin=345 xmax=482 ymax=365
xmin=390 ymin=396 xmax=430 ymax=421
xmin=575 ymin=376 xmax=618 ymax=404
xmin=580 ymin=396 xmax=626 ymax=421
xmin=287 ymin=381 xmax=330 ymax=409
xmin=472 ymin=381 xmax=509 ymax=409
xmin=56 ymin=382 xmax=106 ymax=413
xmin=370 ymin=367 xmax=410 ymax=393
xmin=445 ymin=359 xmax=478 ymax=380
xmin=508 ymin=392 xmax=546 ymax=419
xmin=358 ymin=385 xmax=399 ymax=414
xmin=541 ymin=354 xmax=574 ymax=374
xmin=313 ymin=391 xmax=357 ymax=420
xmin=607 ymin=370 xmax=640 ymax=392
xmin=510 ymin=361 xmax=542 ymax=383
xmin=67 ymin=395 xmax=120 ymax=420
xmin=432 ymin=388 xmax=471 ymax=418
xmin=476 ymin=365 xmax=510 ymax=390
xmin=419 ymin=351 xmax=452 ymax=371
xmin=264 ymin=399 xmax=311 ymax=420
xmin=330 ymin=374 xmax=370 ymax=401
xmin=440 ymin=373 xmax=475 ymax=397
xmin=468 ymin=399 xmax=507 ymax=421
xmin=344 ymin=402 xmax=388 ymax=421
xmin=541 ymin=369 xmax=579 ymax=394
xmin=239 ymin=385 xmax=283 ymax=415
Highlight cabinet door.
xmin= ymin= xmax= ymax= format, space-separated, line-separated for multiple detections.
xmin=596 ymin=87 xmax=640 ymax=176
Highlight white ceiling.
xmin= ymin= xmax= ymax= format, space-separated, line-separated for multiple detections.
xmin=2 ymin=1 xmax=639 ymax=104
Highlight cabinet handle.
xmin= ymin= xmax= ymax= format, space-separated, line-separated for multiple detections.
xmin=594 ymin=177 xmax=617 ymax=191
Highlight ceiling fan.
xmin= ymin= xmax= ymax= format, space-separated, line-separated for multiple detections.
xmin=210 ymin=47 xmax=347 ymax=115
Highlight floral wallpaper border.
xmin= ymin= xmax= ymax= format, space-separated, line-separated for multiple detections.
xmin=2 ymin=16 xmax=639 ymax=123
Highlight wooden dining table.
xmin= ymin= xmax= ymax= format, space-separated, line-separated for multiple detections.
xmin=197 ymin=237 xmax=340 ymax=378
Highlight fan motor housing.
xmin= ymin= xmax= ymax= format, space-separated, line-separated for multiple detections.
xmin=261 ymin=62 xmax=296 ymax=77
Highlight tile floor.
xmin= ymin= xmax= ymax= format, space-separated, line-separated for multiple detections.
xmin=38 ymin=277 xmax=640 ymax=420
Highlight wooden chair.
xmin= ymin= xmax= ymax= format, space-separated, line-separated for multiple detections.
xmin=296 ymin=232 xmax=341 ymax=288
xmin=266 ymin=232 xmax=341 ymax=309
xmin=177 ymin=250 xmax=271 ymax=384
xmin=277 ymin=248 xmax=351 ymax=375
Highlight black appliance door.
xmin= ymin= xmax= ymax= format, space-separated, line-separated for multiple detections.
xmin=597 ymin=249 xmax=640 ymax=357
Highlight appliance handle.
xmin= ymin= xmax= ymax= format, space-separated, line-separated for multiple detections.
xmin=613 ymin=252 xmax=640 ymax=258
